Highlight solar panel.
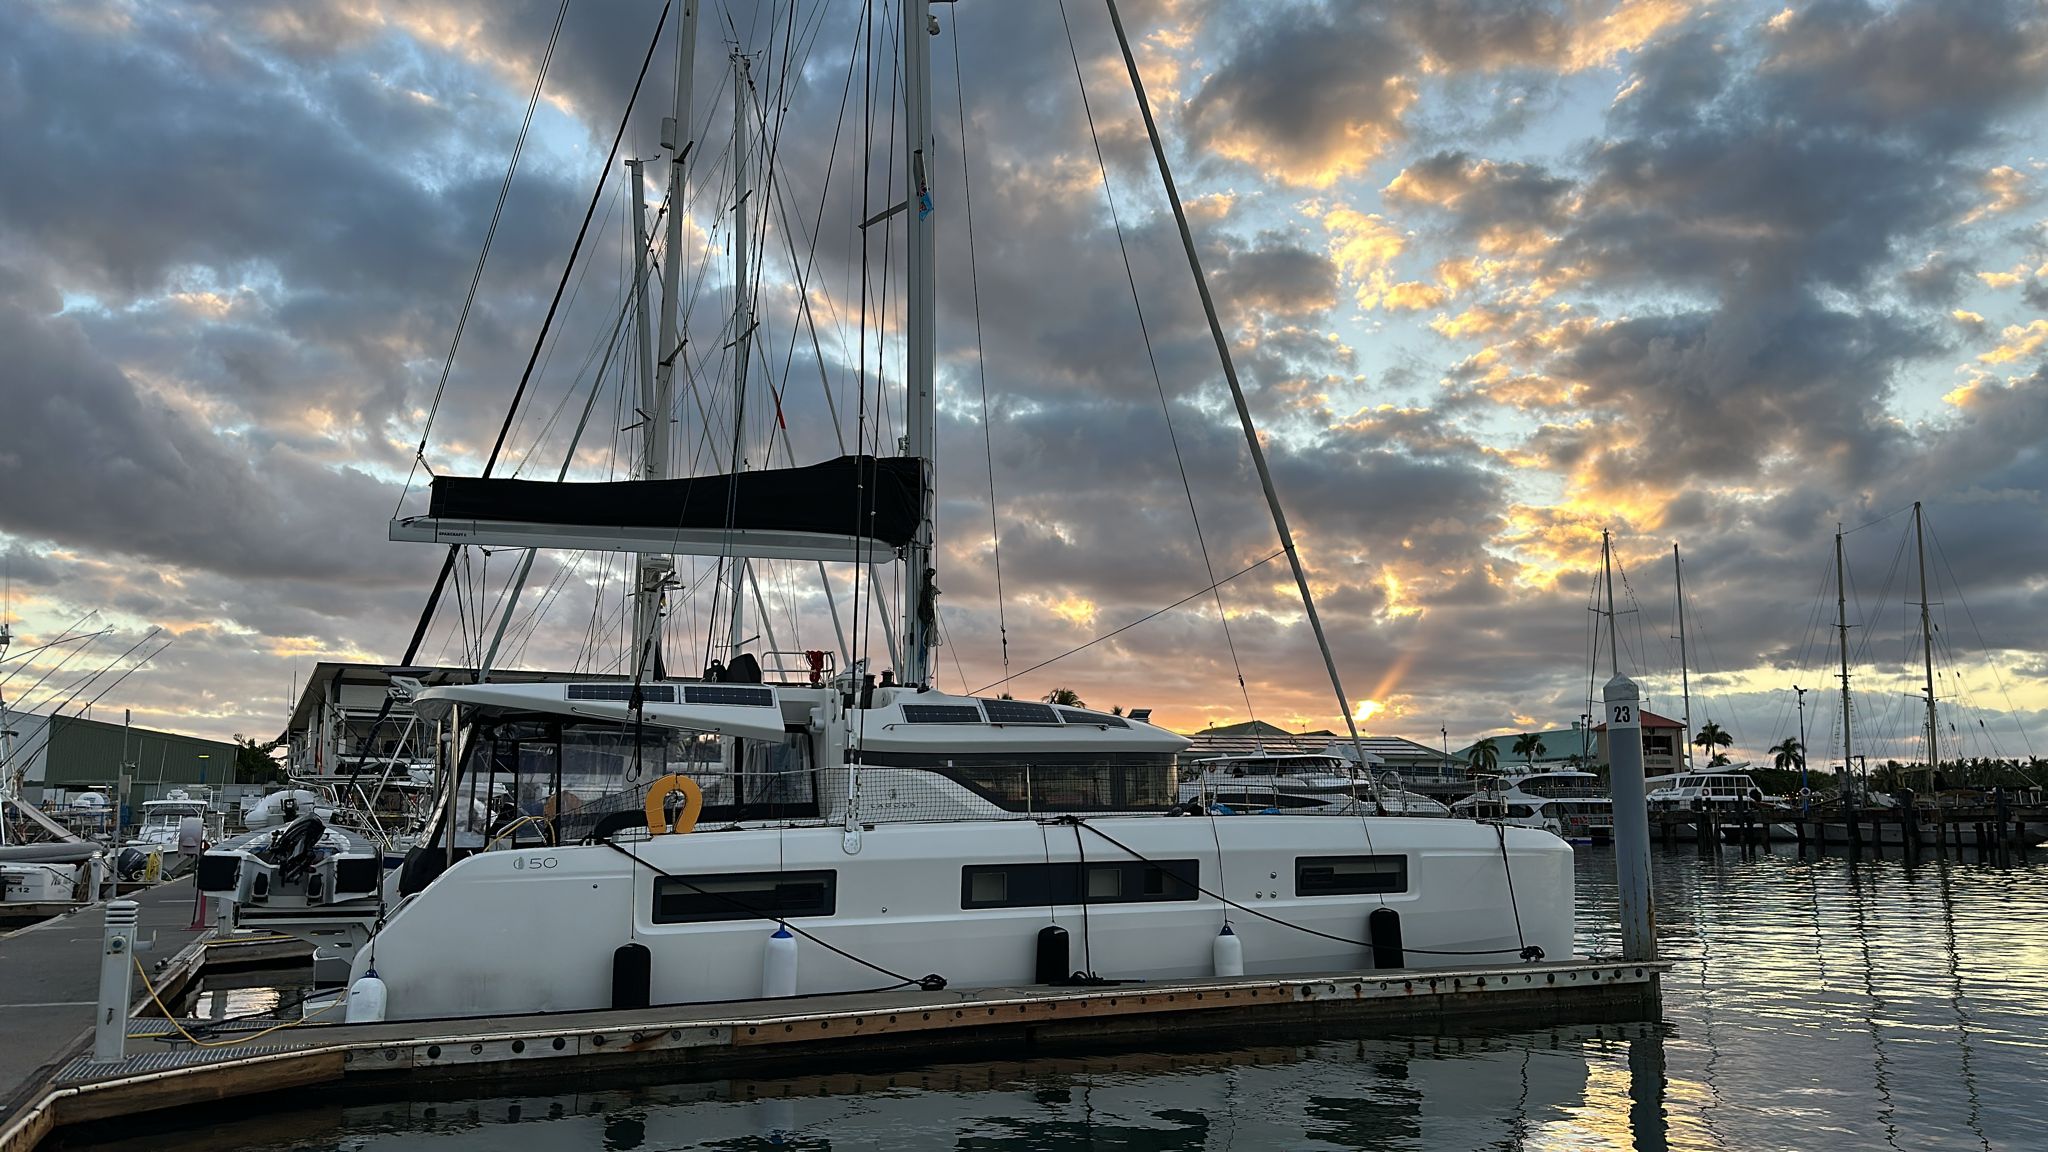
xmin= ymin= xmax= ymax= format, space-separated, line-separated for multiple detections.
xmin=977 ymin=698 xmax=1061 ymax=725
xmin=902 ymin=704 xmax=985 ymax=724
xmin=682 ymin=684 xmax=777 ymax=707
xmin=1058 ymin=708 xmax=1129 ymax=728
xmin=567 ymin=683 xmax=676 ymax=703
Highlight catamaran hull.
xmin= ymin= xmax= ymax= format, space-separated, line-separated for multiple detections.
xmin=352 ymin=815 xmax=1573 ymax=1022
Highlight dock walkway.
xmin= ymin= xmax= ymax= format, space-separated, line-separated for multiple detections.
xmin=0 ymin=954 xmax=1662 ymax=1151
xmin=0 ymin=879 xmax=210 ymax=1123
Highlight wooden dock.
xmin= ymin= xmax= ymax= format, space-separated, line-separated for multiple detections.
xmin=1651 ymin=802 xmax=2046 ymax=860
xmin=0 ymin=946 xmax=1662 ymax=1151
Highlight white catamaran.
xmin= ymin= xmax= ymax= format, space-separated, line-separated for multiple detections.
xmin=327 ymin=0 xmax=1572 ymax=1023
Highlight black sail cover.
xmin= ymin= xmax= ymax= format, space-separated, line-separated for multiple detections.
xmin=427 ymin=454 xmax=924 ymax=549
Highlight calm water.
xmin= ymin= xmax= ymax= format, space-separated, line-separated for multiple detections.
xmin=78 ymin=846 xmax=2048 ymax=1151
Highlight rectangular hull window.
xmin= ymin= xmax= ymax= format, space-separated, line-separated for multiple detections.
xmin=653 ymin=870 xmax=837 ymax=924
xmin=961 ymin=860 xmax=1199 ymax=909
xmin=1295 ymin=855 xmax=1407 ymax=896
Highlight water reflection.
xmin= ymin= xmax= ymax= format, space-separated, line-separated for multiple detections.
xmin=71 ymin=847 xmax=2048 ymax=1151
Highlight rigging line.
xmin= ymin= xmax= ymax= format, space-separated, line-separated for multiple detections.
xmin=510 ymin=181 xmax=629 ymax=478
xmin=1064 ymin=818 xmax=1539 ymax=959
xmin=602 ymin=839 xmax=946 ymax=989
xmin=403 ymin=0 xmax=573 ymax=510
xmin=358 ymin=0 xmax=675 ymax=777
xmin=1842 ymin=504 xmax=1914 ymax=536
xmin=0 ymin=609 xmax=104 ymax=683
xmin=1925 ymin=512 xmax=2037 ymax=762
xmin=950 ymin=10 xmax=1011 ymax=687
xmin=1058 ymin=0 xmax=1253 ymax=727
xmin=972 ymin=549 xmax=1287 ymax=696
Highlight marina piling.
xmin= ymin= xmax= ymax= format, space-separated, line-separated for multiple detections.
xmin=1604 ymin=675 xmax=1656 ymax=963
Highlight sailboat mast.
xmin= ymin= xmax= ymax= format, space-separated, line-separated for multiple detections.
xmin=901 ymin=0 xmax=938 ymax=687
xmin=727 ymin=49 xmax=755 ymax=661
xmin=1835 ymin=525 xmax=1854 ymax=793
xmin=1106 ymin=0 xmax=1372 ymax=774
xmin=633 ymin=0 xmax=700 ymax=679
xmin=1673 ymin=543 xmax=1692 ymax=767
xmin=1915 ymin=501 xmax=1937 ymax=791
xmin=628 ymin=157 xmax=663 ymax=671
xmin=1602 ymin=530 xmax=1619 ymax=675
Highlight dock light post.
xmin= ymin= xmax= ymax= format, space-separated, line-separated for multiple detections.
xmin=1605 ymin=674 xmax=1656 ymax=962
xmin=95 ymin=899 xmax=139 ymax=1063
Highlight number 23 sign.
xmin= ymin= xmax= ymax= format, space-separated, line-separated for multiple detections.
xmin=1609 ymin=703 xmax=1636 ymax=726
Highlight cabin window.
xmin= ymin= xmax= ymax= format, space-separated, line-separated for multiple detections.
xmin=652 ymin=870 xmax=836 ymax=924
xmin=925 ymin=753 xmax=1179 ymax=812
xmin=1295 ymin=855 xmax=1408 ymax=896
xmin=1645 ymin=733 xmax=1674 ymax=756
xmin=960 ymin=860 xmax=1199 ymax=909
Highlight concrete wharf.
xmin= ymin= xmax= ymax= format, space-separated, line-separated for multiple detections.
xmin=0 ymin=921 xmax=1662 ymax=1152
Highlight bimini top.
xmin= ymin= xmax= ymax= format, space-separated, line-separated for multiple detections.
xmin=408 ymin=680 xmax=794 ymax=742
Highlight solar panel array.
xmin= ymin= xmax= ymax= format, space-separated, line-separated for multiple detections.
xmin=902 ymin=704 xmax=985 ymax=724
xmin=566 ymin=683 xmax=677 ymax=703
xmin=977 ymin=698 xmax=1062 ymax=725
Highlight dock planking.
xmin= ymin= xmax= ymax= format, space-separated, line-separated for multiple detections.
xmin=0 ymin=878 xmax=214 ymax=1126
xmin=3 ymin=956 xmax=1662 ymax=1150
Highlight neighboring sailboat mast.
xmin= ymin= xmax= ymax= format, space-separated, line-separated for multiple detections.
xmin=1914 ymin=500 xmax=1938 ymax=792
xmin=1105 ymin=0 xmax=1374 ymax=775
xmin=1673 ymin=543 xmax=1693 ymax=768
xmin=1602 ymin=530 xmax=1620 ymax=675
xmin=1835 ymin=525 xmax=1854 ymax=795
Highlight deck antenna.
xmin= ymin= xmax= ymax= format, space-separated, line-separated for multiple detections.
xmin=1105 ymin=0 xmax=1372 ymax=778
xmin=1914 ymin=501 xmax=1938 ymax=793
xmin=1835 ymin=524 xmax=1855 ymax=797
xmin=1672 ymin=543 xmax=1692 ymax=767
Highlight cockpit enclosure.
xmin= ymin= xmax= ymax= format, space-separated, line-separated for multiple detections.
xmin=445 ymin=715 xmax=820 ymax=849
xmin=403 ymin=679 xmax=1194 ymax=852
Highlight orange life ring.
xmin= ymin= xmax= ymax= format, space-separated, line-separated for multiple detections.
xmin=643 ymin=774 xmax=703 ymax=836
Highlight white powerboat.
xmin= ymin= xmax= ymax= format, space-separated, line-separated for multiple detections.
xmin=1453 ymin=771 xmax=1614 ymax=844
xmin=1180 ymin=751 xmax=1451 ymax=817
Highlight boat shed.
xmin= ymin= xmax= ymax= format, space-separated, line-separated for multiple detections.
xmin=9 ymin=713 xmax=243 ymax=805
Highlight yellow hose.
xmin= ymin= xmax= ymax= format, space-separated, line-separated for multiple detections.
xmin=131 ymin=954 xmax=339 ymax=1048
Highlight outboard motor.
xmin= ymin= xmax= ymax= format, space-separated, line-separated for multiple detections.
xmin=260 ymin=814 xmax=328 ymax=885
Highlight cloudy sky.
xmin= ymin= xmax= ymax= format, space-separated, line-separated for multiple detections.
xmin=3 ymin=0 xmax=2046 ymax=773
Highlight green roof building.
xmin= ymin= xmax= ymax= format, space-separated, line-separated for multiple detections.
xmin=10 ymin=712 xmax=243 ymax=801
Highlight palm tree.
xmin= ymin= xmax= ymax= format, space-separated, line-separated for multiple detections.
xmin=1511 ymin=732 xmax=1547 ymax=770
xmin=1466 ymin=739 xmax=1500 ymax=775
xmin=1043 ymin=687 xmax=1085 ymax=707
xmin=1770 ymin=738 xmax=1804 ymax=773
xmin=1693 ymin=721 xmax=1733 ymax=765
